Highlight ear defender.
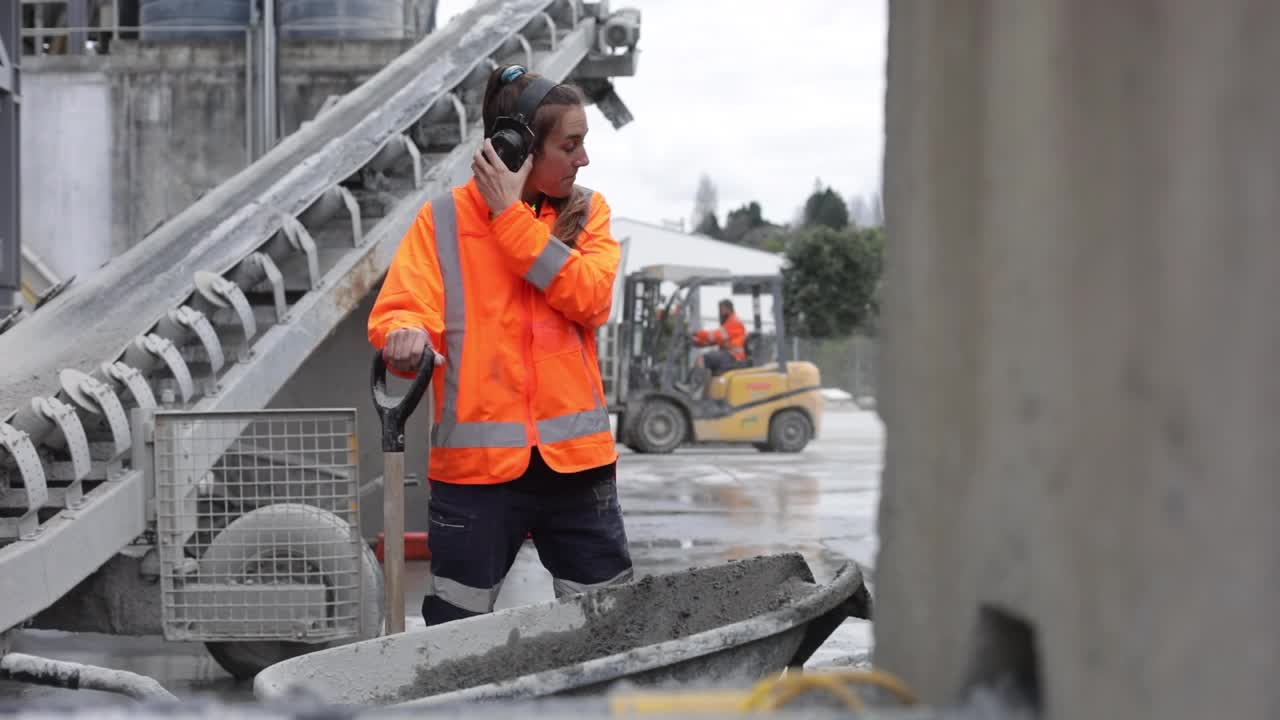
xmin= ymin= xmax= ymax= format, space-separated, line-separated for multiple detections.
xmin=489 ymin=72 xmax=558 ymax=172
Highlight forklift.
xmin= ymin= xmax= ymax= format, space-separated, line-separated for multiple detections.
xmin=611 ymin=265 xmax=824 ymax=454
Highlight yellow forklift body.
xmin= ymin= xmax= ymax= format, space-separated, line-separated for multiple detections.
xmin=697 ymin=362 xmax=824 ymax=443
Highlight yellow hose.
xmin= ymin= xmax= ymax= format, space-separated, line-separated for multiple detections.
xmin=610 ymin=668 xmax=917 ymax=715
xmin=742 ymin=672 xmax=868 ymax=712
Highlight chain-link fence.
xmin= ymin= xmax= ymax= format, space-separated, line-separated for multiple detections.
xmin=791 ymin=335 xmax=879 ymax=400
xmin=595 ymin=323 xmax=879 ymax=404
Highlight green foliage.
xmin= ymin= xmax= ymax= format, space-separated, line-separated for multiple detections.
xmin=782 ymin=225 xmax=884 ymax=338
xmin=721 ymin=201 xmax=768 ymax=245
xmin=694 ymin=212 xmax=723 ymax=239
xmin=803 ymin=185 xmax=850 ymax=230
xmin=688 ymin=180 xmax=886 ymax=338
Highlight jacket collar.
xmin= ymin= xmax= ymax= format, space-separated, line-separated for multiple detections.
xmin=463 ymin=177 xmax=557 ymax=220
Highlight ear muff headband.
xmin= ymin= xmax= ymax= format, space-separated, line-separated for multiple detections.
xmin=511 ymin=76 xmax=558 ymax=126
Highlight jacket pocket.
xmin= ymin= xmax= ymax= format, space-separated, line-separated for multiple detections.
xmin=530 ymin=316 xmax=583 ymax=361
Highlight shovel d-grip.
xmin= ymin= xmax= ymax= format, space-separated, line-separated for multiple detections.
xmin=370 ymin=348 xmax=434 ymax=634
xmin=371 ymin=349 xmax=434 ymax=452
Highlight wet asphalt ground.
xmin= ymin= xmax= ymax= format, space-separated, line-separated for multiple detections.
xmin=0 ymin=408 xmax=882 ymax=706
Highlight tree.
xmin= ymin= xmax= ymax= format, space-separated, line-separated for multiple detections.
xmin=690 ymin=174 xmax=719 ymax=233
xmin=694 ymin=212 xmax=723 ymax=239
xmin=781 ymin=225 xmax=884 ymax=338
xmin=741 ymin=224 xmax=786 ymax=251
xmin=803 ymin=182 xmax=850 ymax=230
xmin=722 ymin=201 xmax=766 ymax=245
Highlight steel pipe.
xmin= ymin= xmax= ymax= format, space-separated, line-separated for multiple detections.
xmin=495 ymin=34 xmax=534 ymax=69
xmin=521 ymin=12 xmax=558 ymax=51
xmin=0 ymin=652 xmax=178 ymax=702
xmin=413 ymin=93 xmax=469 ymax=151
xmin=549 ymin=0 xmax=582 ymax=28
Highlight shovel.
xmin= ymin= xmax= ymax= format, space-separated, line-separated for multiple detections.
xmin=370 ymin=348 xmax=434 ymax=634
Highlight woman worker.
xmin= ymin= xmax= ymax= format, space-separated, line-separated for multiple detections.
xmin=368 ymin=64 xmax=633 ymax=625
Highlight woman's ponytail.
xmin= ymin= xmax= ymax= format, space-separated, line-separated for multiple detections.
xmin=551 ymin=189 xmax=591 ymax=248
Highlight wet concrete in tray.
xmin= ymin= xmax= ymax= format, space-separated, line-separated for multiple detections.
xmin=0 ymin=409 xmax=883 ymax=705
xmin=386 ymin=555 xmax=822 ymax=704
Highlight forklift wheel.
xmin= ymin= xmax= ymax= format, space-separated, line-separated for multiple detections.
xmin=767 ymin=409 xmax=813 ymax=453
xmin=632 ymin=399 xmax=688 ymax=454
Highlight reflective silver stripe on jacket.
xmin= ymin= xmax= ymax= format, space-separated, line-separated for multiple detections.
xmin=430 ymin=190 xmax=610 ymax=450
xmin=525 ymin=238 xmax=571 ymax=291
xmin=430 ymin=193 xmax=528 ymax=449
xmin=539 ymin=406 xmax=611 ymax=444
xmin=523 ymin=187 xmax=596 ymax=291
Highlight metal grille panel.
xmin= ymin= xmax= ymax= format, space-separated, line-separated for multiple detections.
xmin=153 ymin=409 xmax=364 ymax=643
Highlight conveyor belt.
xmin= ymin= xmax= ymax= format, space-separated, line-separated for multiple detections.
xmin=0 ymin=0 xmax=640 ymax=632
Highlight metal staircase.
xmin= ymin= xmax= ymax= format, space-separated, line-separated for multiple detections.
xmin=0 ymin=0 xmax=641 ymax=633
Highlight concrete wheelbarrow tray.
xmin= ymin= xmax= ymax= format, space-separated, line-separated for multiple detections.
xmin=252 ymin=552 xmax=872 ymax=709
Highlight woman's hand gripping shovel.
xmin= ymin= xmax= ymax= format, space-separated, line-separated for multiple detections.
xmin=370 ymin=348 xmax=434 ymax=635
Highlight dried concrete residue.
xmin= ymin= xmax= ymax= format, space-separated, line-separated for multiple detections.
xmin=389 ymin=554 xmax=819 ymax=703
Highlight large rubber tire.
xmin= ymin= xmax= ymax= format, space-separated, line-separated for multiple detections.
xmin=617 ymin=412 xmax=641 ymax=452
xmin=767 ymin=410 xmax=813 ymax=453
xmin=199 ymin=503 xmax=385 ymax=681
xmin=631 ymin=399 xmax=688 ymax=454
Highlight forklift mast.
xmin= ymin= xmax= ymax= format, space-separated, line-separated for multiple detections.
xmin=612 ymin=267 xmax=793 ymax=410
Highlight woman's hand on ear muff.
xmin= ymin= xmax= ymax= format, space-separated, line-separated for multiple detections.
xmin=473 ymin=138 xmax=533 ymax=217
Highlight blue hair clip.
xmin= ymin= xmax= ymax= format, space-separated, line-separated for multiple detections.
xmin=500 ymin=65 xmax=527 ymax=84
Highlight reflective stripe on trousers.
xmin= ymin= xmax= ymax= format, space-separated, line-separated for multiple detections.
xmin=431 ymin=576 xmax=503 ymax=615
xmin=552 ymin=567 xmax=634 ymax=599
xmin=429 ymin=191 xmax=609 ymax=450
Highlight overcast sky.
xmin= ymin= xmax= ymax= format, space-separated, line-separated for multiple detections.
xmin=436 ymin=0 xmax=887 ymax=229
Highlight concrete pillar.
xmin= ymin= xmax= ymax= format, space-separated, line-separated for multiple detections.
xmin=874 ymin=3 xmax=1280 ymax=719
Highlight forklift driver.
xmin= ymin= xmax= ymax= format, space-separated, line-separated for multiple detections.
xmin=692 ymin=299 xmax=748 ymax=375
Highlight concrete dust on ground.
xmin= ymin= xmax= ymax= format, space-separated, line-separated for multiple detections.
xmin=1 ymin=408 xmax=884 ymax=704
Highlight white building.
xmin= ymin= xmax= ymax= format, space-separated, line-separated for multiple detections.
xmin=609 ymin=218 xmax=786 ymax=330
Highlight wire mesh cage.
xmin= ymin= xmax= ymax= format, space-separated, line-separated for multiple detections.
xmin=153 ymin=409 xmax=365 ymax=643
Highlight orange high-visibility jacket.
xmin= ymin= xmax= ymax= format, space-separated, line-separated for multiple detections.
xmin=368 ymin=179 xmax=620 ymax=485
xmin=695 ymin=313 xmax=748 ymax=361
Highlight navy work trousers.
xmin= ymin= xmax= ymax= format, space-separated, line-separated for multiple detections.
xmin=703 ymin=348 xmax=737 ymax=375
xmin=422 ymin=448 xmax=634 ymax=625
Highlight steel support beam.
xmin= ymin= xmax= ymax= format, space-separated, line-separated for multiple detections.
xmin=66 ymin=0 xmax=89 ymax=55
xmin=0 ymin=0 xmax=562 ymax=415
xmin=262 ymin=0 xmax=278 ymax=151
xmin=0 ymin=469 xmax=148 ymax=633
xmin=0 ymin=12 xmax=607 ymax=634
xmin=0 ymin=1 xmax=19 ymax=316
